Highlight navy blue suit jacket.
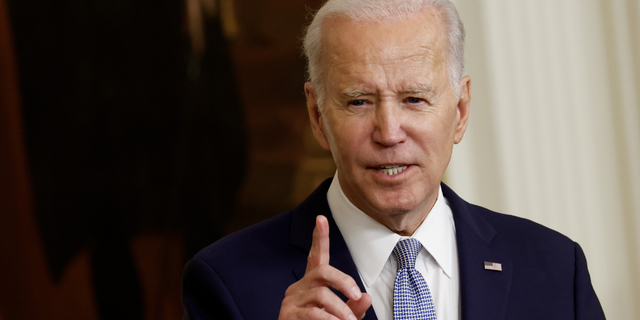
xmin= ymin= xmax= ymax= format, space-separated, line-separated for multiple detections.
xmin=182 ymin=178 xmax=605 ymax=319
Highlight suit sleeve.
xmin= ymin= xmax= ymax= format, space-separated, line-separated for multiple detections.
xmin=182 ymin=257 xmax=245 ymax=320
xmin=574 ymin=242 xmax=606 ymax=319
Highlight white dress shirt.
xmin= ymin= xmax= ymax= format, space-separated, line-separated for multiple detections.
xmin=327 ymin=173 xmax=460 ymax=320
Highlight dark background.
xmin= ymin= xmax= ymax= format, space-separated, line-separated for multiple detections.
xmin=0 ymin=0 xmax=334 ymax=319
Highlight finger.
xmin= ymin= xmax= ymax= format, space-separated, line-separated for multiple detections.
xmin=305 ymin=264 xmax=362 ymax=301
xmin=306 ymin=215 xmax=330 ymax=272
xmin=296 ymin=287 xmax=358 ymax=320
xmin=283 ymin=307 xmax=342 ymax=320
xmin=347 ymin=293 xmax=372 ymax=320
xmin=280 ymin=288 xmax=347 ymax=320
xmin=285 ymin=264 xmax=362 ymax=301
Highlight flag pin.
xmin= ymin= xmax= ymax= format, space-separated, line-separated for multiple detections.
xmin=484 ymin=261 xmax=502 ymax=271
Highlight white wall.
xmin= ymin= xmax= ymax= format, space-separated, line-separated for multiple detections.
xmin=447 ymin=1 xmax=640 ymax=319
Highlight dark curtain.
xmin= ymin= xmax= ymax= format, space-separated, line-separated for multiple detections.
xmin=7 ymin=0 xmax=246 ymax=318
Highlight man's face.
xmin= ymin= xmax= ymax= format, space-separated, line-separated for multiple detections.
xmin=306 ymin=9 xmax=470 ymax=232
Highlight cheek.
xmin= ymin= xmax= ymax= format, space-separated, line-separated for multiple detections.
xmin=411 ymin=116 xmax=455 ymax=155
xmin=329 ymin=118 xmax=371 ymax=161
xmin=427 ymin=107 xmax=459 ymax=140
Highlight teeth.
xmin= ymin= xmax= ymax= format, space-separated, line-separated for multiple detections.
xmin=378 ymin=165 xmax=408 ymax=176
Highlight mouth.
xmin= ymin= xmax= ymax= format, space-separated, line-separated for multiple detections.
xmin=377 ymin=165 xmax=409 ymax=176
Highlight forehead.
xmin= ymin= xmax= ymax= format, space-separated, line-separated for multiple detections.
xmin=321 ymin=9 xmax=448 ymax=85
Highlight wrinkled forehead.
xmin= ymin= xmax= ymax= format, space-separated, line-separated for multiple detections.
xmin=319 ymin=9 xmax=448 ymax=76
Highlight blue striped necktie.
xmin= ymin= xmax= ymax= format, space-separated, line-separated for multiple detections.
xmin=392 ymin=238 xmax=437 ymax=320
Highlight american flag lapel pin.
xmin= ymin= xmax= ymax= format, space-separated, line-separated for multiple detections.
xmin=484 ymin=261 xmax=502 ymax=271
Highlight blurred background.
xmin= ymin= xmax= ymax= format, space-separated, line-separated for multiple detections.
xmin=0 ymin=0 xmax=638 ymax=319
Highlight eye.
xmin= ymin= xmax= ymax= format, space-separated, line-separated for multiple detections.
xmin=406 ymin=97 xmax=423 ymax=104
xmin=349 ymin=100 xmax=367 ymax=106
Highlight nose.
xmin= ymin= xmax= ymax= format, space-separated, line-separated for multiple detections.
xmin=371 ymin=103 xmax=407 ymax=147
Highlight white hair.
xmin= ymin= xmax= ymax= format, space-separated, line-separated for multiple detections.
xmin=302 ymin=0 xmax=465 ymax=109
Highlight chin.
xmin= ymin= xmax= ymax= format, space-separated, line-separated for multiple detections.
xmin=368 ymin=192 xmax=422 ymax=215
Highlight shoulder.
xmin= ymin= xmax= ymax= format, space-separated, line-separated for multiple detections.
xmin=192 ymin=177 xmax=333 ymax=268
xmin=443 ymin=183 xmax=573 ymax=242
xmin=187 ymin=177 xmax=334 ymax=278
xmin=182 ymin=210 xmax=306 ymax=320
xmin=182 ymin=180 xmax=334 ymax=319
xmin=442 ymin=183 xmax=576 ymax=257
xmin=477 ymin=204 xmax=572 ymax=244
xmin=191 ymin=210 xmax=301 ymax=273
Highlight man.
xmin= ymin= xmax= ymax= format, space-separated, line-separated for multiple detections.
xmin=182 ymin=0 xmax=606 ymax=319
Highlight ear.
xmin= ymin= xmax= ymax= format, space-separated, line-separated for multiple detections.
xmin=305 ymin=82 xmax=331 ymax=151
xmin=453 ymin=75 xmax=471 ymax=144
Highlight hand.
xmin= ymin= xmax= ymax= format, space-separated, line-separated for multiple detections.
xmin=279 ymin=215 xmax=372 ymax=320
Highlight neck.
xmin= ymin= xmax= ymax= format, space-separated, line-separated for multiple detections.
xmin=366 ymin=198 xmax=436 ymax=236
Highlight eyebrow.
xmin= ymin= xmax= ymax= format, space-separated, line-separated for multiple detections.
xmin=403 ymin=84 xmax=434 ymax=94
xmin=342 ymin=89 xmax=373 ymax=98
xmin=341 ymin=84 xmax=435 ymax=98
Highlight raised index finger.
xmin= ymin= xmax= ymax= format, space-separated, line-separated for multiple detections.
xmin=306 ymin=215 xmax=330 ymax=273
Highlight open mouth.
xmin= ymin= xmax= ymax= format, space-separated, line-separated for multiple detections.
xmin=377 ymin=165 xmax=408 ymax=176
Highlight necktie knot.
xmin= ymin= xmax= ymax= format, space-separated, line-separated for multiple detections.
xmin=393 ymin=238 xmax=422 ymax=269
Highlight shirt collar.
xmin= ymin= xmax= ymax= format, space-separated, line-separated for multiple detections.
xmin=327 ymin=172 xmax=456 ymax=287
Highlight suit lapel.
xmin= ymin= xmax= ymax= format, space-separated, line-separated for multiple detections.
xmin=289 ymin=178 xmax=378 ymax=320
xmin=443 ymin=183 xmax=512 ymax=320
